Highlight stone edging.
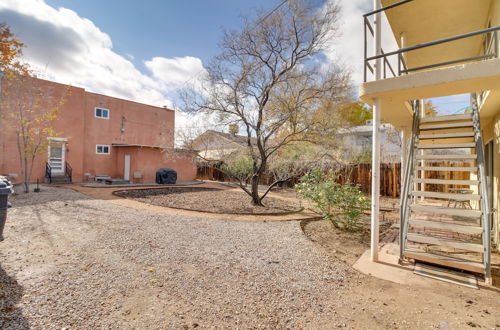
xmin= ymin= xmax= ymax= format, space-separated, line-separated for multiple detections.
xmin=63 ymin=183 xmax=319 ymax=222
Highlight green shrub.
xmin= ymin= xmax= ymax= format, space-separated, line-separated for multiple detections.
xmin=295 ymin=168 xmax=370 ymax=231
xmin=221 ymin=151 xmax=253 ymax=182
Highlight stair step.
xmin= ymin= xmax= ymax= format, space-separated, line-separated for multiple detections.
xmin=416 ymin=166 xmax=478 ymax=172
xmin=411 ymin=204 xmax=482 ymax=217
xmin=411 ymin=191 xmax=480 ymax=201
xmin=417 ymin=143 xmax=476 ymax=149
xmin=404 ymin=248 xmax=484 ymax=273
xmin=409 ymin=219 xmax=483 ymax=235
xmin=407 ymin=233 xmax=483 ymax=253
xmin=420 ymin=122 xmax=473 ymax=130
xmin=416 ymin=154 xmax=477 ymax=160
xmin=420 ymin=114 xmax=472 ymax=123
xmin=47 ymin=174 xmax=71 ymax=184
xmin=414 ymin=178 xmax=479 ymax=185
xmin=419 ymin=132 xmax=474 ymax=139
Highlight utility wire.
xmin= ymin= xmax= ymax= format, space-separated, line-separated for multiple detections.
xmin=256 ymin=0 xmax=288 ymax=26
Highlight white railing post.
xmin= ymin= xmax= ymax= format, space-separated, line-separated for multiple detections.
xmin=371 ymin=99 xmax=381 ymax=262
xmin=419 ymin=99 xmax=426 ymax=200
xmin=400 ymin=127 xmax=407 ymax=183
xmin=371 ymin=0 xmax=382 ymax=262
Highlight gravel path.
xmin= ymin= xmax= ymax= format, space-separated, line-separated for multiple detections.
xmin=0 ymin=186 xmax=354 ymax=329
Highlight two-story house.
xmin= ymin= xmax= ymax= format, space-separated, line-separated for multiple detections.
xmin=362 ymin=0 xmax=500 ymax=284
xmin=339 ymin=122 xmax=402 ymax=163
xmin=190 ymin=129 xmax=256 ymax=161
xmin=0 ymin=76 xmax=197 ymax=184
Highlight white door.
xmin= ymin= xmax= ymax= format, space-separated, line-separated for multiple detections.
xmin=48 ymin=139 xmax=65 ymax=175
xmin=124 ymin=154 xmax=131 ymax=181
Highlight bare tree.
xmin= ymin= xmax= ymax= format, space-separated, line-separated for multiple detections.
xmin=182 ymin=0 xmax=351 ymax=205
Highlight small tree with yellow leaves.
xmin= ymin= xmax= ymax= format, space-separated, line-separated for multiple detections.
xmin=0 ymin=23 xmax=68 ymax=192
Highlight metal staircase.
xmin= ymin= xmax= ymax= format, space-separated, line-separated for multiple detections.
xmin=399 ymin=94 xmax=492 ymax=283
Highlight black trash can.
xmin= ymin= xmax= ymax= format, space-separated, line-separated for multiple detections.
xmin=0 ymin=176 xmax=13 ymax=241
xmin=155 ymin=168 xmax=177 ymax=184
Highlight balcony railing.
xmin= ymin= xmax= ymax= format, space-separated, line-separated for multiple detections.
xmin=45 ymin=162 xmax=52 ymax=183
xmin=65 ymin=161 xmax=72 ymax=183
xmin=363 ymin=1 xmax=500 ymax=82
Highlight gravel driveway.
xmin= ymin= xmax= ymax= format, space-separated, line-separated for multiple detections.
xmin=0 ymin=186 xmax=355 ymax=329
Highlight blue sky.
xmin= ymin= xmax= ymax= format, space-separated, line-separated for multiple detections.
xmin=44 ymin=0 xmax=281 ymax=69
xmin=0 ymin=0 xmax=468 ymax=126
xmin=1 ymin=0 xmax=371 ymax=108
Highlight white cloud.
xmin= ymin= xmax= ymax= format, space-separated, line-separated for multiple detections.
xmin=325 ymin=0 xmax=398 ymax=88
xmin=0 ymin=0 xmax=206 ymax=111
xmin=145 ymin=56 xmax=207 ymax=90
xmin=0 ymin=0 xmax=400 ymax=142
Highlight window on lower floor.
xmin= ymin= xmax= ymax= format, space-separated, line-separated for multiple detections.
xmin=96 ymin=145 xmax=110 ymax=154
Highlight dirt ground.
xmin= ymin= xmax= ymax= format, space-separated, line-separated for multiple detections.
xmin=114 ymin=187 xmax=302 ymax=214
xmin=302 ymin=219 xmax=500 ymax=329
xmin=0 ymin=185 xmax=499 ymax=329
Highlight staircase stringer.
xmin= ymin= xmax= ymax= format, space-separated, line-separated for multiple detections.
xmin=471 ymin=93 xmax=492 ymax=284
xmin=399 ymin=100 xmax=421 ymax=263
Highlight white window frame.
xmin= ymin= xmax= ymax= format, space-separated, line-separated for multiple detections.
xmin=95 ymin=107 xmax=110 ymax=119
xmin=96 ymin=144 xmax=111 ymax=155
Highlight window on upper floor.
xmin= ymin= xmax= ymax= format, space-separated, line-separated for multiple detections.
xmin=95 ymin=107 xmax=109 ymax=119
xmin=96 ymin=145 xmax=110 ymax=154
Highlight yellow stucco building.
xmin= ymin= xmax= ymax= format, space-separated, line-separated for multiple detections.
xmin=361 ymin=0 xmax=499 ymax=284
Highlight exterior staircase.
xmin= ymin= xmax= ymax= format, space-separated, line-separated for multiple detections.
xmin=47 ymin=174 xmax=72 ymax=184
xmin=45 ymin=161 xmax=73 ymax=184
xmin=399 ymin=94 xmax=492 ymax=283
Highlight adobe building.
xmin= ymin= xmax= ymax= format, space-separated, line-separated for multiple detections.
xmin=0 ymin=76 xmax=197 ymax=184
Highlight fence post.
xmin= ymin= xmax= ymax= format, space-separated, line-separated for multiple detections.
xmin=392 ymin=163 xmax=397 ymax=198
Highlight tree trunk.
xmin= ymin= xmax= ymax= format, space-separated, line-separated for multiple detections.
xmin=250 ymin=174 xmax=264 ymax=206
xmin=23 ymin=156 xmax=29 ymax=193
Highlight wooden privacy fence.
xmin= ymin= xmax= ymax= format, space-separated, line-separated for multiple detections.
xmin=197 ymin=162 xmax=471 ymax=198
xmin=336 ymin=163 xmax=401 ymax=197
xmin=415 ymin=161 xmax=473 ymax=193
xmin=197 ymin=164 xmax=229 ymax=182
xmin=196 ymin=163 xmax=274 ymax=185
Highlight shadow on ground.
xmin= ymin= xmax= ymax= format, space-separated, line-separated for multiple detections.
xmin=0 ymin=264 xmax=29 ymax=329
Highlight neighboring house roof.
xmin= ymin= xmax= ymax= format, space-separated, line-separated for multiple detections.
xmin=191 ymin=130 xmax=256 ymax=150
xmin=190 ymin=130 xmax=258 ymax=161
xmin=207 ymin=130 xmax=256 ymax=146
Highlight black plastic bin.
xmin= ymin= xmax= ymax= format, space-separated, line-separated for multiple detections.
xmin=155 ymin=168 xmax=177 ymax=184
xmin=0 ymin=176 xmax=13 ymax=241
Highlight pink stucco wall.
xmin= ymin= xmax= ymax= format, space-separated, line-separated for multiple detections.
xmin=114 ymin=147 xmax=196 ymax=183
xmin=0 ymin=77 xmax=196 ymax=184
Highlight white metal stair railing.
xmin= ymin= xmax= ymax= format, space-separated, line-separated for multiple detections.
xmin=471 ymin=93 xmax=492 ymax=283
xmin=399 ymin=100 xmax=420 ymax=263
xmin=398 ymin=95 xmax=492 ymax=284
